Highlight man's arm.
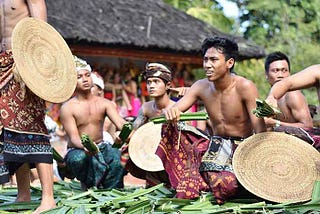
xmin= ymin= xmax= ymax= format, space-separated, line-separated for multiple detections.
xmin=133 ymin=108 xmax=148 ymax=130
xmin=164 ymin=80 xmax=200 ymax=122
xmin=283 ymin=92 xmax=312 ymax=128
xmin=242 ymin=80 xmax=266 ymax=133
xmin=267 ymin=64 xmax=320 ymax=103
xmin=105 ymin=100 xmax=126 ymax=130
xmin=264 ymin=91 xmax=313 ymax=129
xmin=27 ymin=0 xmax=47 ymax=21
xmin=60 ymin=103 xmax=83 ymax=149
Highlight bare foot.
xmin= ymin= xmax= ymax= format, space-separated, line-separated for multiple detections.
xmin=15 ymin=196 xmax=31 ymax=202
xmin=32 ymin=202 xmax=56 ymax=214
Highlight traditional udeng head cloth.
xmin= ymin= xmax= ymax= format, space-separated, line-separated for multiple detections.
xmin=91 ymin=73 xmax=104 ymax=89
xmin=143 ymin=63 xmax=172 ymax=82
xmin=74 ymin=56 xmax=92 ymax=72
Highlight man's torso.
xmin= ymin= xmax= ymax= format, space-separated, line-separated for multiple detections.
xmin=0 ymin=0 xmax=29 ymax=50
xmin=70 ymin=96 xmax=106 ymax=142
xmin=198 ymin=76 xmax=253 ymax=138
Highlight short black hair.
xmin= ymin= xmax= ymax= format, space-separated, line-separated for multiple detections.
xmin=265 ymin=51 xmax=290 ymax=73
xmin=201 ymin=37 xmax=239 ymax=71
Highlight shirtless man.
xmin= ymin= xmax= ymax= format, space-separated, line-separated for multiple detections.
xmin=91 ymin=72 xmax=116 ymax=144
xmin=127 ymin=63 xmax=175 ymax=185
xmin=60 ymin=57 xmax=126 ymax=189
xmin=126 ymin=63 xmax=208 ymax=198
xmin=264 ymin=52 xmax=312 ymax=129
xmin=165 ymin=36 xmax=266 ymax=204
xmin=267 ymin=64 xmax=320 ymax=107
xmin=0 ymin=1 xmax=55 ymax=213
xmin=133 ymin=63 xmax=176 ymax=129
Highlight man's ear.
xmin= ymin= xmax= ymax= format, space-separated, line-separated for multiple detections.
xmin=227 ymin=58 xmax=235 ymax=69
xmin=166 ymin=82 xmax=172 ymax=90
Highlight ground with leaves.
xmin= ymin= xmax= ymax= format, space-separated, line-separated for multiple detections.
xmin=0 ymin=180 xmax=320 ymax=213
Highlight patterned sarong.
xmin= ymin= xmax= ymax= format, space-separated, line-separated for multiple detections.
xmin=0 ymin=51 xmax=51 ymax=184
xmin=274 ymin=126 xmax=320 ymax=151
xmin=156 ymin=123 xmax=210 ymax=199
xmin=0 ymin=142 xmax=9 ymax=184
xmin=199 ymin=136 xmax=243 ymax=204
xmin=65 ymin=142 xmax=125 ymax=189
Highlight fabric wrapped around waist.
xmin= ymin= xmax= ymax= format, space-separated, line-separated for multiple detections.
xmin=199 ymin=136 xmax=243 ymax=173
xmin=156 ymin=122 xmax=210 ymax=199
xmin=65 ymin=142 xmax=125 ymax=189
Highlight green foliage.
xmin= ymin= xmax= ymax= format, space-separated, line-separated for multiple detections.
xmin=235 ymin=59 xmax=270 ymax=98
xmin=230 ymin=0 xmax=320 ymax=104
xmin=164 ymin=0 xmax=320 ymax=105
xmin=163 ymin=0 xmax=235 ymax=33
xmin=1 ymin=181 xmax=320 ymax=213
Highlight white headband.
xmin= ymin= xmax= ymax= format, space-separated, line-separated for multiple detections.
xmin=91 ymin=73 xmax=104 ymax=89
xmin=74 ymin=56 xmax=92 ymax=72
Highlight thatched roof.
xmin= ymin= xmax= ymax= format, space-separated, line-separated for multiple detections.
xmin=46 ymin=0 xmax=265 ymax=61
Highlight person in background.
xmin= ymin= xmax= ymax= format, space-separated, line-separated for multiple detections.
xmin=123 ymin=72 xmax=141 ymax=118
xmin=266 ymin=64 xmax=320 ymax=151
xmin=164 ymin=36 xmax=266 ymax=204
xmin=112 ymin=73 xmax=132 ymax=118
xmin=266 ymin=64 xmax=320 ymax=108
xmin=60 ymin=57 xmax=126 ymax=190
xmin=264 ymin=51 xmax=312 ymax=130
xmin=123 ymin=63 xmax=175 ymax=187
xmin=91 ymin=72 xmax=116 ymax=144
xmin=0 ymin=1 xmax=56 ymax=213
xmin=103 ymin=69 xmax=114 ymax=100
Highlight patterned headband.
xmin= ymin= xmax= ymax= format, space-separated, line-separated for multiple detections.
xmin=74 ymin=56 xmax=92 ymax=72
xmin=143 ymin=63 xmax=172 ymax=82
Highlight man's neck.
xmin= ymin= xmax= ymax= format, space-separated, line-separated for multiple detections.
xmin=212 ymin=73 xmax=233 ymax=91
xmin=76 ymin=90 xmax=93 ymax=101
xmin=154 ymin=94 xmax=171 ymax=110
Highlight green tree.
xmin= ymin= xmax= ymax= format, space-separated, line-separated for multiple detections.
xmin=163 ymin=0 xmax=235 ymax=33
xmin=230 ymin=0 xmax=320 ymax=104
xmin=164 ymin=0 xmax=270 ymax=99
xmin=165 ymin=0 xmax=320 ymax=104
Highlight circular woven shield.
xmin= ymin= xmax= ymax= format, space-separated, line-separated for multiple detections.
xmin=12 ymin=17 xmax=76 ymax=103
xmin=128 ymin=122 xmax=164 ymax=172
xmin=233 ymin=132 xmax=320 ymax=203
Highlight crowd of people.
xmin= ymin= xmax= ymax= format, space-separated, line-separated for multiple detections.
xmin=1 ymin=0 xmax=320 ymax=213
xmin=48 ymin=37 xmax=320 ymax=205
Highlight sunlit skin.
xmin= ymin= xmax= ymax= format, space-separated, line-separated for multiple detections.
xmin=91 ymin=85 xmax=103 ymax=97
xmin=61 ymin=69 xmax=126 ymax=149
xmin=133 ymin=77 xmax=175 ymax=129
xmin=2 ymin=1 xmax=55 ymax=213
xmin=147 ymin=77 xmax=168 ymax=98
xmin=266 ymin=60 xmax=290 ymax=86
xmin=77 ymin=69 xmax=92 ymax=92
xmin=265 ymin=60 xmax=312 ymax=128
xmin=164 ymin=47 xmax=266 ymax=137
xmin=266 ymin=64 xmax=320 ymax=108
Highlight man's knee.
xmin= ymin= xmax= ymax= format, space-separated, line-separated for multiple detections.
xmin=201 ymin=171 xmax=239 ymax=204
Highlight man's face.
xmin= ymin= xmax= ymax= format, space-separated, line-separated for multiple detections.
xmin=91 ymin=85 xmax=103 ymax=97
xmin=203 ymin=47 xmax=234 ymax=82
xmin=266 ymin=60 xmax=290 ymax=86
xmin=146 ymin=77 xmax=168 ymax=97
xmin=76 ymin=69 xmax=93 ymax=91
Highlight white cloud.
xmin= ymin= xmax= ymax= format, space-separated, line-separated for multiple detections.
xmin=217 ymin=0 xmax=239 ymax=18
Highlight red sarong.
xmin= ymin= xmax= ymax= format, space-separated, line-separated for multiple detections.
xmin=156 ymin=123 xmax=210 ymax=199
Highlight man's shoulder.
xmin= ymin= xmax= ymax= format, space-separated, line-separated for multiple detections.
xmin=285 ymin=90 xmax=307 ymax=103
xmin=193 ymin=78 xmax=210 ymax=88
xmin=233 ymin=75 xmax=256 ymax=89
xmin=61 ymin=97 xmax=77 ymax=108
xmin=142 ymin=101 xmax=153 ymax=109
